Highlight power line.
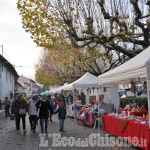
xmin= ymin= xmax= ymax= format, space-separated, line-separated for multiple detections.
xmin=15 ymin=66 xmax=35 ymax=68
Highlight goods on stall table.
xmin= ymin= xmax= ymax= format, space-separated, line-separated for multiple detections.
xmin=102 ymin=114 xmax=150 ymax=150
xmin=118 ymin=109 xmax=148 ymax=116
xmin=76 ymin=108 xmax=94 ymax=127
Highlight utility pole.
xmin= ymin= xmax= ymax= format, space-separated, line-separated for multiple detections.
xmin=0 ymin=44 xmax=3 ymax=56
xmin=2 ymin=44 xmax=3 ymax=56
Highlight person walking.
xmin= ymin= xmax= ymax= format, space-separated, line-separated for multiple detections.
xmin=54 ymin=101 xmax=66 ymax=132
xmin=36 ymin=93 xmax=53 ymax=133
xmin=12 ymin=95 xmax=28 ymax=134
xmin=0 ymin=99 xmax=2 ymax=109
xmin=48 ymin=95 xmax=53 ymax=122
xmin=3 ymin=97 xmax=11 ymax=117
xmin=27 ymin=94 xmax=38 ymax=132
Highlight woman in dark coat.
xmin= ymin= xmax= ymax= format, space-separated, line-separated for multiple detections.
xmin=12 ymin=95 xmax=28 ymax=134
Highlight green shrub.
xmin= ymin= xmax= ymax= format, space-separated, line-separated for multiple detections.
xmin=120 ymin=98 xmax=148 ymax=110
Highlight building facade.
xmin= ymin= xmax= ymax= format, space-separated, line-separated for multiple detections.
xmin=0 ymin=55 xmax=18 ymax=102
xmin=18 ymin=76 xmax=37 ymax=96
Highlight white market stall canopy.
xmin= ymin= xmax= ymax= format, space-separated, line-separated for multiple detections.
xmin=98 ymin=46 xmax=150 ymax=85
xmin=64 ymin=72 xmax=98 ymax=90
xmin=55 ymin=83 xmax=68 ymax=93
xmin=48 ymin=83 xmax=68 ymax=94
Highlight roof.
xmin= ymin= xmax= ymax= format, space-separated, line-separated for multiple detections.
xmin=0 ymin=54 xmax=19 ymax=78
xmin=19 ymin=76 xmax=36 ymax=83
xmin=24 ymin=81 xmax=31 ymax=86
xmin=64 ymin=72 xmax=98 ymax=90
xmin=17 ymin=81 xmax=25 ymax=89
xmin=98 ymin=46 xmax=150 ymax=85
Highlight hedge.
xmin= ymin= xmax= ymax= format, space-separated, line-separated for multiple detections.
xmin=120 ymin=97 xmax=148 ymax=110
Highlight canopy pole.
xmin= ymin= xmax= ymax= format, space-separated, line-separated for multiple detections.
xmin=73 ymin=88 xmax=75 ymax=104
xmin=73 ymin=88 xmax=75 ymax=120
xmin=97 ymin=87 xmax=100 ymax=133
xmin=146 ymin=60 xmax=150 ymax=130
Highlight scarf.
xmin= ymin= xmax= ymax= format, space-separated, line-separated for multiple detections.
xmin=42 ymin=99 xmax=47 ymax=102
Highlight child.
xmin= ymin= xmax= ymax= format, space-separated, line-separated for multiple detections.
xmin=54 ymin=101 xmax=66 ymax=132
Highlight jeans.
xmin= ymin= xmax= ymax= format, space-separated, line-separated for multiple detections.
xmin=40 ymin=118 xmax=48 ymax=133
xmin=59 ymin=119 xmax=64 ymax=128
xmin=5 ymin=108 xmax=10 ymax=116
xmin=16 ymin=115 xmax=26 ymax=130
xmin=29 ymin=115 xmax=37 ymax=131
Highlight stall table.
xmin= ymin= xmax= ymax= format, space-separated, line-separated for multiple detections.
xmin=76 ymin=108 xmax=93 ymax=126
xmin=66 ymin=105 xmax=84 ymax=117
xmin=102 ymin=115 xmax=150 ymax=150
xmin=118 ymin=109 xmax=148 ymax=116
xmin=66 ymin=104 xmax=74 ymax=117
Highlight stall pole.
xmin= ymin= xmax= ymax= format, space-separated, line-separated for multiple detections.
xmin=73 ymin=88 xmax=75 ymax=120
xmin=73 ymin=88 xmax=75 ymax=103
xmin=97 ymin=87 xmax=100 ymax=133
xmin=146 ymin=60 xmax=150 ymax=130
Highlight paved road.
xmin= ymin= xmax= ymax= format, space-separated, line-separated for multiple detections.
xmin=0 ymin=110 xmax=4 ymax=113
xmin=0 ymin=110 xmax=139 ymax=150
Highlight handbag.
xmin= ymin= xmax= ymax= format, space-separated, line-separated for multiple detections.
xmin=10 ymin=114 xmax=15 ymax=120
xmin=19 ymin=108 xmax=26 ymax=115
xmin=37 ymin=108 xmax=40 ymax=117
xmin=37 ymin=100 xmax=41 ymax=117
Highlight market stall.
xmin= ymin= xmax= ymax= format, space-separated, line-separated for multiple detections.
xmin=64 ymin=72 xmax=98 ymax=117
xmin=76 ymin=107 xmax=93 ymax=126
xmin=102 ymin=114 xmax=149 ymax=149
xmin=98 ymin=46 xmax=150 ymax=150
xmin=64 ymin=72 xmax=98 ymax=91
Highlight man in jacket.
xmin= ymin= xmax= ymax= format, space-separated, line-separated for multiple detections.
xmin=36 ymin=93 xmax=53 ymax=133
xmin=3 ymin=97 xmax=10 ymax=117
xmin=48 ymin=95 xmax=53 ymax=122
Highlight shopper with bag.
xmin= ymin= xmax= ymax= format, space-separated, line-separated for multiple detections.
xmin=27 ymin=94 xmax=38 ymax=132
xmin=36 ymin=93 xmax=53 ymax=133
xmin=12 ymin=95 xmax=28 ymax=134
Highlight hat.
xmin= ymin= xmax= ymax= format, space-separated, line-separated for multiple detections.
xmin=42 ymin=93 xmax=47 ymax=97
xmin=33 ymin=94 xmax=38 ymax=97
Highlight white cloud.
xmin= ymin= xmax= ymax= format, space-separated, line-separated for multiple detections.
xmin=0 ymin=0 xmax=42 ymax=80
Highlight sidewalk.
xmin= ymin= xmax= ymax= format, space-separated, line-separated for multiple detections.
xmin=0 ymin=111 xmax=138 ymax=150
xmin=0 ymin=110 xmax=4 ymax=113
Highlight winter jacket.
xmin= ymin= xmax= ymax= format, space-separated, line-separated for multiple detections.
xmin=3 ymin=100 xmax=11 ymax=109
xmin=27 ymin=99 xmax=38 ymax=116
xmin=12 ymin=100 xmax=28 ymax=117
xmin=55 ymin=106 xmax=66 ymax=119
xmin=35 ymin=99 xmax=53 ymax=119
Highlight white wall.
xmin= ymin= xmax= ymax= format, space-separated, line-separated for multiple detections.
xmin=0 ymin=65 xmax=15 ymax=102
xmin=82 ymin=88 xmax=99 ymax=104
xmin=98 ymin=85 xmax=120 ymax=111
xmin=82 ymin=85 xmax=120 ymax=111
